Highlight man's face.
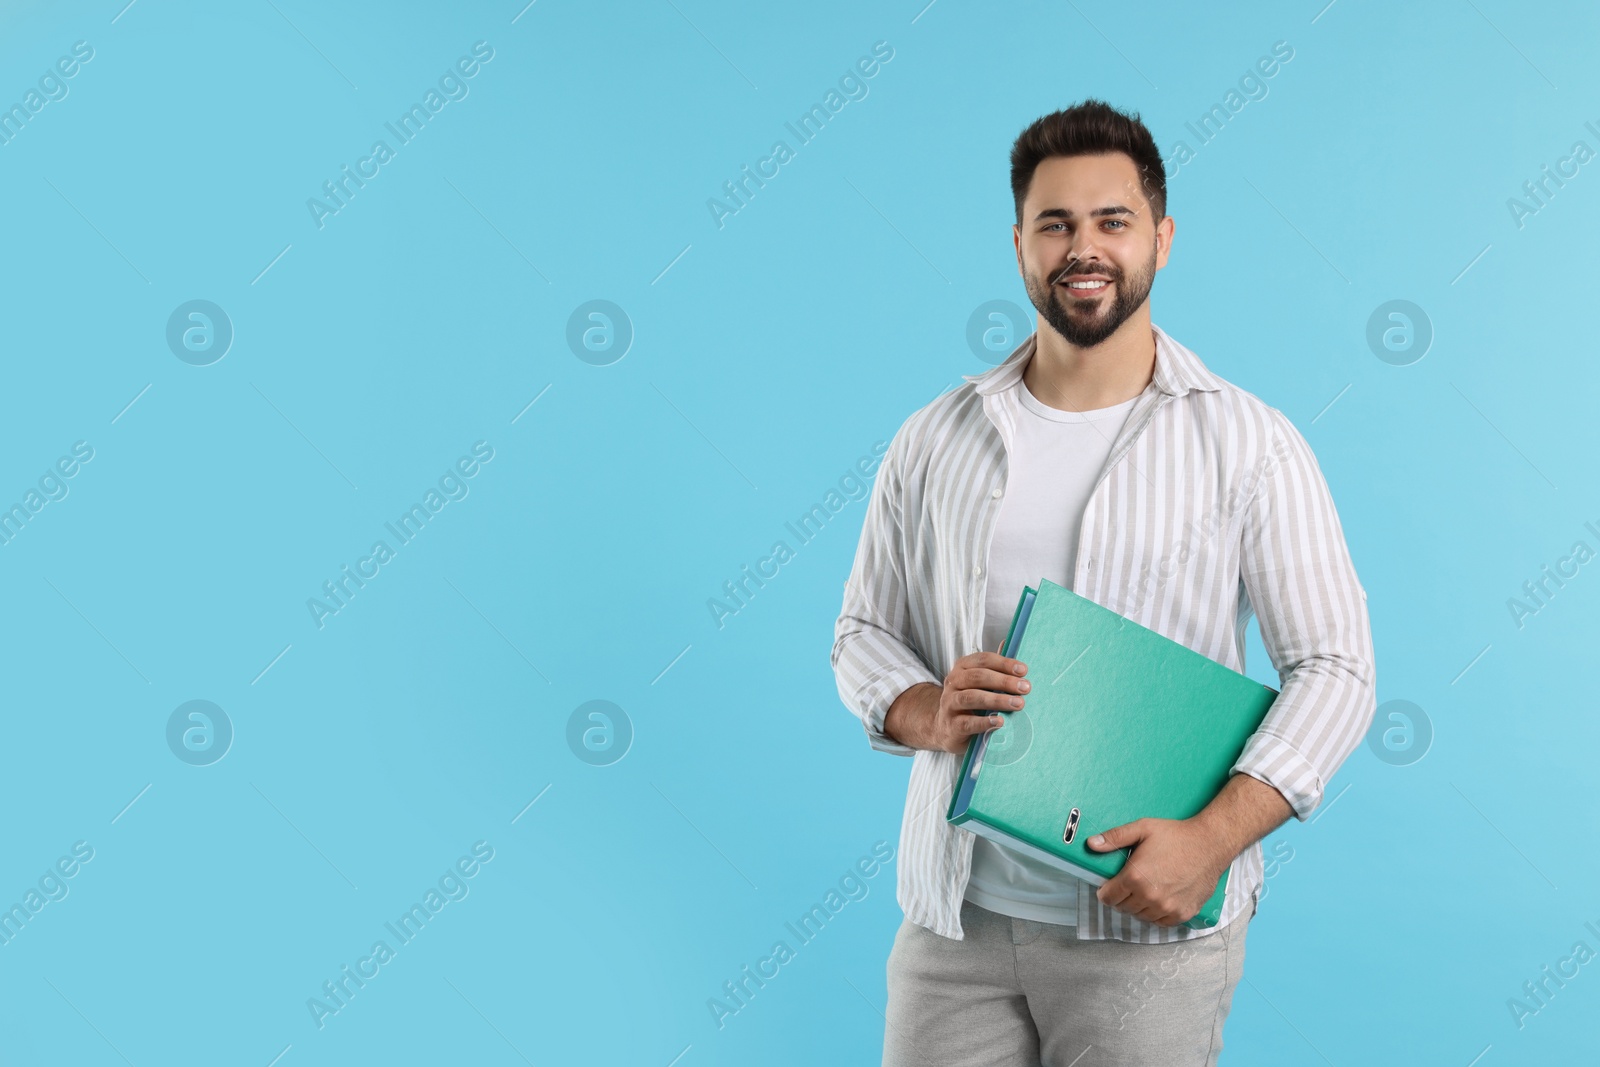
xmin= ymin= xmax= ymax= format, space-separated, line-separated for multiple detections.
xmin=1013 ymin=153 xmax=1173 ymax=348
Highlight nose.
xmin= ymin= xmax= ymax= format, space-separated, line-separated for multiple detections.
xmin=1060 ymin=236 xmax=1105 ymax=279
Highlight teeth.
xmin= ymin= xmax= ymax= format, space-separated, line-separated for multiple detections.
xmin=1066 ymin=280 xmax=1107 ymax=288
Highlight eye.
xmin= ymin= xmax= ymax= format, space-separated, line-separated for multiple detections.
xmin=1045 ymin=222 xmax=1067 ymax=232
xmin=1104 ymin=219 xmax=1126 ymax=230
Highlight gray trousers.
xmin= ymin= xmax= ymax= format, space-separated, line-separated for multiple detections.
xmin=882 ymin=898 xmax=1251 ymax=1066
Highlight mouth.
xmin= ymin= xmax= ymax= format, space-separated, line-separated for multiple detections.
xmin=1057 ymin=276 xmax=1112 ymax=299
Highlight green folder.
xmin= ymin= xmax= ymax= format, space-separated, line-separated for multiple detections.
xmin=948 ymin=578 xmax=1279 ymax=929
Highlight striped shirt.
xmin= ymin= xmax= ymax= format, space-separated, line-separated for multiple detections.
xmin=830 ymin=324 xmax=1375 ymax=943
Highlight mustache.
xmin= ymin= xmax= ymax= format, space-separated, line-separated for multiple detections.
xmin=1052 ymin=262 xmax=1119 ymax=285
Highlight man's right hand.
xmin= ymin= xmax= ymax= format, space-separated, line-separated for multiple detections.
xmin=883 ymin=652 xmax=1030 ymax=755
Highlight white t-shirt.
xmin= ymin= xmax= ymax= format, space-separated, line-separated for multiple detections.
xmin=962 ymin=375 xmax=1140 ymax=926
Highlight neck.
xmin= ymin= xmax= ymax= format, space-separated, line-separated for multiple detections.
xmin=1023 ymin=308 xmax=1157 ymax=412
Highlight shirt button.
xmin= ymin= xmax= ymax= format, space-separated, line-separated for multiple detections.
xmin=972 ymin=564 xmax=982 ymax=577
xmin=991 ymin=488 xmax=1003 ymax=499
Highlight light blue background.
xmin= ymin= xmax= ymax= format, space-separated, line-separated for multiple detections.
xmin=0 ymin=0 xmax=1595 ymax=1063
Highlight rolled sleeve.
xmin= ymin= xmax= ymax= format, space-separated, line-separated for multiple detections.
xmin=1232 ymin=409 xmax=1376 ymax=822
xmin=831 ymin=425 xmax=941 ymax=758
xmin=848 ymin=658 xmax=942 ymax=756
xmin=1231 ymin=733 xmax=1326 ymax=822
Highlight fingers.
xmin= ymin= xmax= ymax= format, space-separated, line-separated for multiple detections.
xmin=1087 ymin=819 xmax=1144 ymax=851
xmin=939 ymin=654 xmax=1030 ymax=754
xmin=950 ymin=664 xmax=1030 ymax=700
xmin=938 ymin=707 xmax=1005 ymax=755
xmin=958 ymin=651 xmax=1028 ymax=677
xmin=1098 ymin=878 xmax=1185 ymax=926
xmin=947 ymin=682 xmax=1026 ymax=714
xmin=958 ymin=709 xmax=1003 ymax=735
xmin=943 ymin=708 xmax=1003 ymax=746
xmin=1097 ymin=881 xmax=1131 ymax=910
xmin=1100 ymin=889 xmax=1162 ymax=924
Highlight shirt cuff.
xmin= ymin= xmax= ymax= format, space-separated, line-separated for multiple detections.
xmin=860 ymin=662 xmax=942 ymax=757
xmin=1230 ymin=731 xmax=1325 ymax=821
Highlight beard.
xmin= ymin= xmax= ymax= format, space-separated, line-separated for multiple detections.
xmin=1024 ymin=245 xmax=1158 ymax=348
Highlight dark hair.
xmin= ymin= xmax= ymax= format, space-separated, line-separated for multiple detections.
xmin=1010 ymin=100 xmax=1166 ymax=225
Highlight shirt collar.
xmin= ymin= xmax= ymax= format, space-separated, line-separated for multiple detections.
xmin=961 ymin=323 xmax=1225 ymax=399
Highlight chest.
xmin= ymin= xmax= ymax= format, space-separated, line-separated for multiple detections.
xmin=911 ymin=398 xmax=1255 ymax=630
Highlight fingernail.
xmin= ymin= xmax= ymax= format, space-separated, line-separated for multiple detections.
xmin=1089 ymin=835 xmax=1105 ymax=847
xmin=1019 ymin=680 xmax=1030 ymax=692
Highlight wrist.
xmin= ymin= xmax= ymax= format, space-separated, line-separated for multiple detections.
xmin=1190 ymin=819 xmax=1238 ymax=877
xmin=885 ymin=682 xmax=939 ymax=749
xmin=1196 ymin=772 xmax=1292 ymax=860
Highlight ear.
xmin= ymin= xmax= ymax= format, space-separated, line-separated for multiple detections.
xmin=1154 ymin=214 xmax=1175 ymax=270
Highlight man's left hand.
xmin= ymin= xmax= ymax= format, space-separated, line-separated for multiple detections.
xmin=1085 ymin=817 xmax=1231 ymax=926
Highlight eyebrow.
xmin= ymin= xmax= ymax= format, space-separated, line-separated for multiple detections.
xmin=1032 ymin=205 xmax=1138 ymax=222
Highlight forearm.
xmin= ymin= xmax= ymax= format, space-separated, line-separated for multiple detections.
xmin=1191 ymin=771 xmax=1293 ymax=864
xmin=883 ymin=682 xmax=941 ymax=751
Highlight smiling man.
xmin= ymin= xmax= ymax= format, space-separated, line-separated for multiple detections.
xmin=831 ymin=100 xmax=1375 ymax=1065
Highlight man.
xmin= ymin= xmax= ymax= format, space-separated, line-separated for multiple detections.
xmin=831 ymin=100 xmax=1375 ymax=1065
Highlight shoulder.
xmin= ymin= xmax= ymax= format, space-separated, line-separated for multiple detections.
xmin=1165 ymin=332 xmax=1310 ymax=458
xmin=1201 ymin=377 xmax=1302 ymax=446
xmin=1176 ymin=354 xmax=1331 ymax=516
xmin=884 ymin=381 xmax=991 ymax=471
